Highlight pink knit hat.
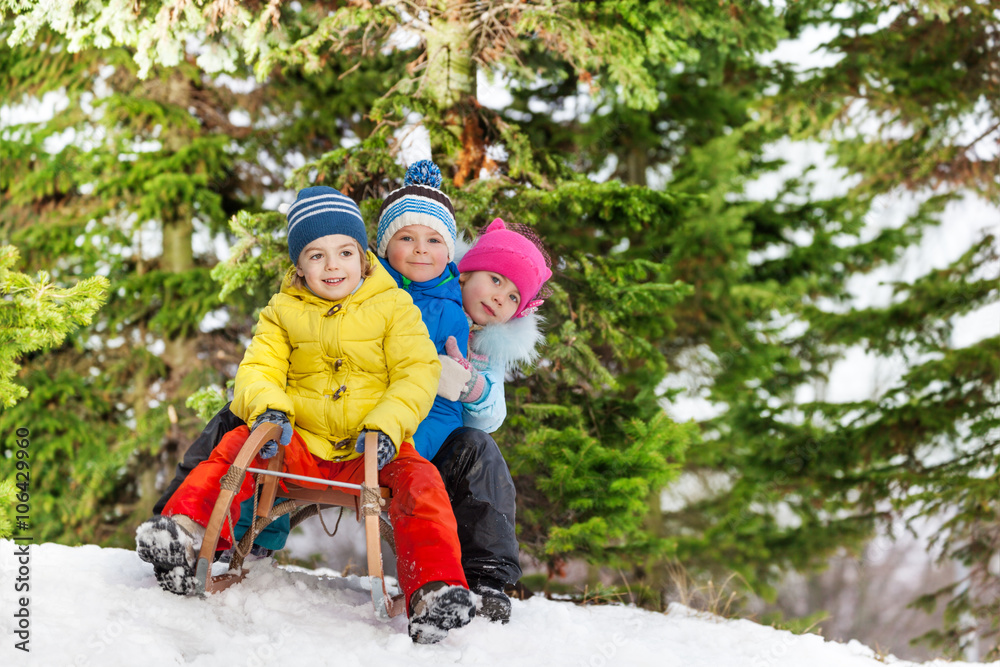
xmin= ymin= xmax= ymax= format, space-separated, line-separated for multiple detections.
xmin=458 ymin=218 xmax=553 ymax=318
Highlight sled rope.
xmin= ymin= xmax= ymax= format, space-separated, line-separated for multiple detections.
xmin=231 ymin=474 xmax=262 ymax=564
xmin=217 ymin=464 xmax=246 ymax=550
xmin=219 ymin=466 xmax=244 ymax=492
xmin=317 ymin=506 xmax=345 ymax=537
xmin=361 ymin=484 xmax=384 ymax=517
xmin=225 ymin=510 xmax=236 ymax=555
xmin=379 ymin=516 xmax=395 ymax=554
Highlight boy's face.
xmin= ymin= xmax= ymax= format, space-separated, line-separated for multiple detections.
xmin=296 ymin=234 xmax=363 ymax=301
xmin=460 ymin=270 xmax=521 ymax=325
xmin=384 ymin=225 xmax=450 ymax=283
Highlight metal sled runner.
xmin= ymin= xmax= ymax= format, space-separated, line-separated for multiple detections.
xmin=193 ymin=424 xmax=406 ymax=619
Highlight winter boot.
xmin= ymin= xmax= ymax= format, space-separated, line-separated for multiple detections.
xmin=135 ymin=514 xmax=206 ymax=596
xmin=472 ymin=581 xmax=511 ymax=624
xmin=408 ymin=582 xmax=477 ymax=644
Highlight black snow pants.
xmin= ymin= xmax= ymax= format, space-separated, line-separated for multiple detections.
xmin=152 ymin=405 xmax=522 ymax=588
xmin=431 ymin=426 xmax=522 ymax=589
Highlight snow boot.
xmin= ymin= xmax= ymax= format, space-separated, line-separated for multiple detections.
xmin=408 ymin=582 xmax=476 ymax=644
xmin=472 ymin=581 xmax=511 ymax=624
xmin=135 ymin=514 xmax=205 ymax=596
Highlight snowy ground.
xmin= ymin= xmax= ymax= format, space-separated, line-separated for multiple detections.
xmin=2 ymin=541 xmax=998 ymax=667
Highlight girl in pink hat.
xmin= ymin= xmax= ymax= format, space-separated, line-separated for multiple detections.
xmin=438 ymin=217 xmax=553 ymax=443
xmin=428 ymin=217 xmax=552 ymax=621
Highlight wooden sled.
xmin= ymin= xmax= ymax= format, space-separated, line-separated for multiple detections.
xmin=193 ymin=424 xmax=406 ymax=619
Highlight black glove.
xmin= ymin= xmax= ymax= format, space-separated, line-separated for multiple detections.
xmin=252 ymin=409 xmax=292 ymax=459
xmin=354 ymin=429 xmax=396 ymax=470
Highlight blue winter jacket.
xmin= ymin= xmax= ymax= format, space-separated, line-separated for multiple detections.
xmin=379 ymin=257 xmax=469 ymax=459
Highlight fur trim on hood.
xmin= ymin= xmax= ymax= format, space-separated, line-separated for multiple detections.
xmin=470 ymin=313 xmax=545 ymax=372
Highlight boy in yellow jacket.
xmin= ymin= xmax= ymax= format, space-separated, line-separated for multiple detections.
xmin=136 ymin=186 xmax=475 ymax=644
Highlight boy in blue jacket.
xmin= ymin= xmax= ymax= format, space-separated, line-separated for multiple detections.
xmin=372 ymin=160 xmax=469 ymax=461
xmin=372 ymin=161 xmax=526 ymax=622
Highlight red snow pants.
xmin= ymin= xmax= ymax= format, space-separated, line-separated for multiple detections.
xmin=162 ymin=425 xmax=468 ymax=612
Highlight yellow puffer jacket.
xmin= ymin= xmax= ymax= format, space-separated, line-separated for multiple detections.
xmin=231 ymin=253 xmax=440 ymax=461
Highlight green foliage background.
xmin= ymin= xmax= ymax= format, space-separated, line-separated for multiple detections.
xmin=1 ymin=1 xmax=996 ymax=658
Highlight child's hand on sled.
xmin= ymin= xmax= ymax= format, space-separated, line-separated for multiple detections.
xmin=252 ymin=409 xmax=292 ymax=459
xmin=437 ymin=336 xmax=490 ymax=403
xmin=355 ymin=429 xmax=397 ymax=470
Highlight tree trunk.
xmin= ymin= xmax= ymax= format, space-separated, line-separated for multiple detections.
xmin=423 ymin=2 xmax=487 ymax=185
xmin=625 ymin=146 xmax=648 ymax=186
xmin=161 ymin=215 xmax=197 ymax=379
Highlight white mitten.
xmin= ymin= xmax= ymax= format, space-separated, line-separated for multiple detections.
xmin=437 ymin=354 xmax=472 ymax=401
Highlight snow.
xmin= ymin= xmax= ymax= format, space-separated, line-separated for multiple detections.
xmin=2 ymin=541 xmax=998 ymax=666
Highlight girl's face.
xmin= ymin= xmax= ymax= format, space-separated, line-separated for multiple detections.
xmin=460 ymin=270 xmax=521 ymax=325
xmin=384 ymin=225 xmax=450 ymax=283
xmin=296 ymin=234 xmax=363 ymax=301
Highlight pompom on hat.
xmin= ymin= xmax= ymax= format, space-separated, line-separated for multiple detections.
xmin=376 ymin=159 xmax=458 ymax=261
xmin=458 ymin=218 xmax=553 ymax=319
xmin=285 ymin=186 xmax=367 ymax=263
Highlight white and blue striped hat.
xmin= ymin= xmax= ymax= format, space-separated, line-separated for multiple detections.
xmin=286 ymin=186 xmax=367 ymax=263
xmin=376 ymin=160 xmax=457 ymax=261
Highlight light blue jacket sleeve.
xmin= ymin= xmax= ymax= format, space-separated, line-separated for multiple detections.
xmin=461 ymin=365 xmax=506 ymax=433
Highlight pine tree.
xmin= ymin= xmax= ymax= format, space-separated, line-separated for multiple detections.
xmin=1 ymin=33 xmax=246 ymax=543
xmin=0 ymin=245 xmax=108 ymax=408
xmin=526 ymin=0 xmax=997 ymax=653
xmin=766 ymin=2 xmax=1000 ymax=655
xmin=0 ymin=245 xmax=109 ymax=540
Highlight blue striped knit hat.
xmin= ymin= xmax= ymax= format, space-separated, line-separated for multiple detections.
xmin=286 ymin=186 xmax=368 ymax=263
xmin=375 ymin=160 xmax=457 ymax=261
